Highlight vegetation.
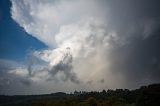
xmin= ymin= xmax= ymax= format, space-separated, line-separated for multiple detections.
xmin=0 ymin=84 xmax=160 ymax=106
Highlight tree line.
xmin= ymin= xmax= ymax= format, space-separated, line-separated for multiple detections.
xmin=0 ymin=83 xmax=160 ymax=106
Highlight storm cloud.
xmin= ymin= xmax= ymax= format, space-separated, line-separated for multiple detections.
xmin=0 ymin=0 xmax=160 ymax=95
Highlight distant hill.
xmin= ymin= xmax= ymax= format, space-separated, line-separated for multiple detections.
xmin=0 ymin=83 xmax=160 ymax=106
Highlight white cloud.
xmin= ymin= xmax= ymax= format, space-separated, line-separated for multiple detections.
xmin=11 ymin=0 xmax=107 ymax=47
xmin=8 ymin=0 xmax=160 ymax=94
xmin=9 ymin=0 xmax=125 ymax=92
xmin=8 ymin=67 xmax=28 ymax=77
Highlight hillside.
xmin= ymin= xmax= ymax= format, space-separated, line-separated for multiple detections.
xmin=0 ymin=83 xmax=160 ymax=106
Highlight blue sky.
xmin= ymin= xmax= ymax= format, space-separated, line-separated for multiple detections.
xmin=0 ymin=0 xmax=47 ymax=61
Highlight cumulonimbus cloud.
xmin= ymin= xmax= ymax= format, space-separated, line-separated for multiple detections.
xmin=1 ymin=0 xmax=159 ymax=94
xmin=10 ymin=0 xmax=118 ymax=86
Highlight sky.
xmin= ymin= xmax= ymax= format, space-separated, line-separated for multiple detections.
xmin=0 ymin=0 xmax=160 ymax=95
